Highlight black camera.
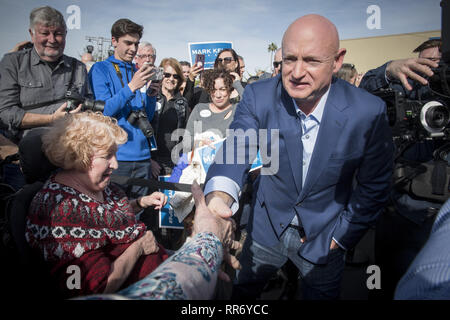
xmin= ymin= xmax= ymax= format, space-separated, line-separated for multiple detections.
xmin=373 ymin=88 xmax=450 ymax=143
xmin=65 ymin=90 xmax=105 ymax=112
xmin=127 ymin=109 xmax=154 ymax=138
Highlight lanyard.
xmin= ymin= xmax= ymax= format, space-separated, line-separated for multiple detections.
xmin=111 ymin=62 xmax=126 ymax=87
xmin=111 ymin=62 xmax=145 ymax=108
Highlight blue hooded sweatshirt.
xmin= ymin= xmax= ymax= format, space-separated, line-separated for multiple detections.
xmin=88 ymin=55 xmax=156 ymax=161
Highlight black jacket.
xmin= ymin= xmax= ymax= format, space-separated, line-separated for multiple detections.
xmin=152 ymin=91 xmax=189 ymax=167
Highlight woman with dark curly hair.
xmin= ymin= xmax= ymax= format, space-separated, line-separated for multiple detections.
xmin=184 ymin=69 xmax=236 ymax=150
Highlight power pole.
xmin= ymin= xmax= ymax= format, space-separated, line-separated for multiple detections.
xmin=85 ymin=36 xmax=112 ymax=61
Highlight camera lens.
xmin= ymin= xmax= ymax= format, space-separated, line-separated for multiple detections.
xmin=420 ymin=101 xmax=450 ymax=133
xmin=83 ymin=99 xmax=94 ymax=110
xmin=426 ymin=106 xmax=447 ymax=128
xmin=80 ymin=99 xmax=105 ymax=112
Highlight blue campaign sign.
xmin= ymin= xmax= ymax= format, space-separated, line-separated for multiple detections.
xmin=188 ymin=41 xmax=233 ymax=70
xmin=158 ymin=175 xmax=184 ymax=229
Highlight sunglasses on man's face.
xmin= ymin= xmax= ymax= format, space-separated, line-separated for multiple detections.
xmin=163 ymin=72 xmax=181 ymax=80
xmin=273 ymin=61 xmax=282 ymax=68
xmin=217 ymin=57 xmax=234 ymax=64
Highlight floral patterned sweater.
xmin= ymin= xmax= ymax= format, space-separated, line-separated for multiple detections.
xmin=78 ymin=232 xmax=224 ymax=300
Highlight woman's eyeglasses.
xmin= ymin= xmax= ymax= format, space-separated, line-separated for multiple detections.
xmin=217 ymin=57 xmax=234 ymax=64
xmin=163 ymin=72 xmax=181 ymax=80
xmin=273 ymin=61 xmax=282 ymax=69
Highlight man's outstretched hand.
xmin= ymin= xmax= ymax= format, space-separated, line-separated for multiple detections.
xmin=191 ymin=182 xmax=241 ymax=281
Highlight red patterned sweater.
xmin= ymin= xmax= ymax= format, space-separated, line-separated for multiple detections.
xmin=25 ymin=174 xmax=168 ymax=297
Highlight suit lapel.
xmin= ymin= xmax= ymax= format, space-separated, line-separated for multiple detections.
xmin=277 ymin=85 xmax=303 ymax=195
xmin=299 ymin=81 xmax=348 ymax=201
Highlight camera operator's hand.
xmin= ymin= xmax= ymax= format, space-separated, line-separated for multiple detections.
xmin=51 ymin=102 xmax=82 ymax=123
xmin=386 ymin=58 xmax=439 ymax=91
xmin=128 ymin=64 xmax=153 ymax=93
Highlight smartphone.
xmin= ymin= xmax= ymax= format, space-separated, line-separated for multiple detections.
xmin=149 ymin=67 xmax=164 ymax=82
xmin=195 ymin=54 xmax=205 ymax=70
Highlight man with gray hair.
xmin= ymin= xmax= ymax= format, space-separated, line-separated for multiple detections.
xmin=0 ymin=6 xmax=90 ymax=189
xmin=134 ymin=41 xmax=157 ymax=69
xmin=0 ymin=6 xmax=89 ymax=142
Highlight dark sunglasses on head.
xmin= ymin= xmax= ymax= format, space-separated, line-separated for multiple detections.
xmin=273 ymin=61 xmax=282 ymax=68
xmin=217 ymin=57 xmax=234 ymax=64
xmin=163 ymin=72 xmax=181 ymax=80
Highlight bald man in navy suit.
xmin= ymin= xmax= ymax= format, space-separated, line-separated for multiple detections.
xmin=203 ymin=15 xmax=394 ymax=299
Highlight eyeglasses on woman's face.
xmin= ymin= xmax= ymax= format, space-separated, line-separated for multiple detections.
xmin=217 ymin=57 xmax=234 ymax=64
xmin=163 ymin=72 xmax=181 ymax=80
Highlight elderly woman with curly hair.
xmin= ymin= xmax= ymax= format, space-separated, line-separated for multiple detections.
xmin=25 ymin=112 xmax=169 ymax=298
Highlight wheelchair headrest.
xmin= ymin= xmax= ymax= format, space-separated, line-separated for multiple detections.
xmin=18 ymin=129 xmax=58 ymax=184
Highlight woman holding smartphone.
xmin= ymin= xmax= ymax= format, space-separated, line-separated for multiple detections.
xmin=213 ymin=48 xmax=245 ymax=103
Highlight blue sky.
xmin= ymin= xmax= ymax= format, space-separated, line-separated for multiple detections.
xmin=0 ymin=0 xmax=441 ymax=77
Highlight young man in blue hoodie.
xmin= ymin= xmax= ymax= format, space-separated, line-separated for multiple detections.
xmin=89 ymin=19 xmax=160 ymax=200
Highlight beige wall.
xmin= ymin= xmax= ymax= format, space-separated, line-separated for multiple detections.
xmin=341 ymin=30 xmax=441 ymax=75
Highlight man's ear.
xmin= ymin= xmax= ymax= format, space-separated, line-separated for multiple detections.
xmin=333 ymin=48 xmax=347 ymax=73
xmin=111 ymin=37 xmax=118 ymax=48
xmin=28 ymin=28 xmax=35 ymax=42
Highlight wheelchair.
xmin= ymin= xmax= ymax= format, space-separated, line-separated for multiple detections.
xmin=0 ymin=132 xmax=60 ymax=299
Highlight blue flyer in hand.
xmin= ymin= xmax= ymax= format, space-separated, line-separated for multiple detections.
xmin=158 ymin=175 xmax=184 ymax=229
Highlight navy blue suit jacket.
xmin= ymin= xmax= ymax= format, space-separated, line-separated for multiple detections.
xmin=395 ymin=198 xmax=450 ymax=299
xmin=206 ymin=75 xmax=394 ymax=264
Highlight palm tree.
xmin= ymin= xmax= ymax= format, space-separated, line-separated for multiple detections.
xmin=267 ymin=42 xmax=278 ymax=70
